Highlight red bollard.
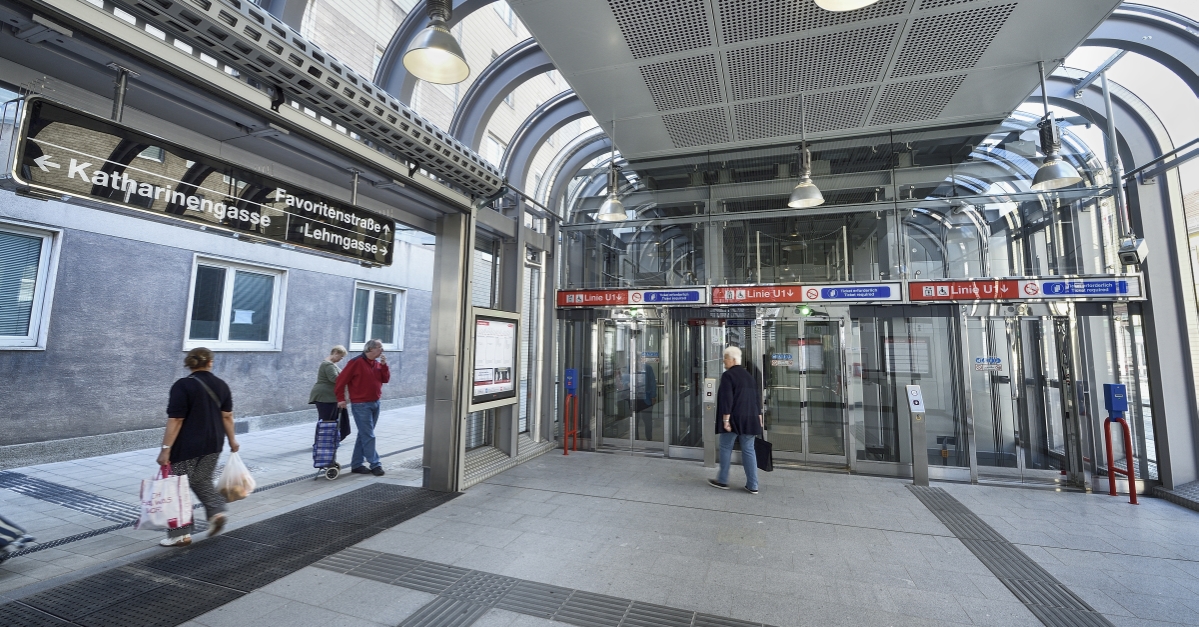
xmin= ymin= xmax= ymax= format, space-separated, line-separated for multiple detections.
xmin=562 ymin=393 xmax=579 ymax=455
xmin=1103 ymin=416 xmax=1139 ymax=504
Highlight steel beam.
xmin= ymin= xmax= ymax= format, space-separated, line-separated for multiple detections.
xmin=449 ymin=39 xmax=555 ymax=151
xmin=501 ymin=90 xmax=590 ymax=192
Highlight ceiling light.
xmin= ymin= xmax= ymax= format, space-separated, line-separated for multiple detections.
xmin=814 ymin=0 xmax=882 ymax=11
xmin=789 ymin=97 xmax=825 ymax=209
xmin=403 ymin=0 xmax=469 ymax=84
xmin=1031 ymin=61 xmax=1082 ymax=191
xmin=595 ymin=125 xmax=627 ymax=222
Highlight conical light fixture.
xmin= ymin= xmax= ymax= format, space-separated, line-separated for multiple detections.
xmin=595 ymin=124 xmax=627 ymax=222
xmin=403 ymin=0 xmax=469 ymax=84
xmin=1031 ymin=61 xmax=1082 ymax=191
xmin=789 ymin=97 xmax=825 ymax=209
xmin=815 ymin=0 xmax=882 ymax=11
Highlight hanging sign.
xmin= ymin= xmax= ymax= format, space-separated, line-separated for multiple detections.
xmin=629 ymin=289 xmax=706 ymax=304
xmin=557 ymin=289 xmax=628 ymax=306
xmin=805 ymin=283 xmax=902 ymax=302
xmin=910 ymin=275 xmax=1144 ymax=302
xmin=1018 ymin=277 xmax=1143 ymax=299
xmin=909 ymin=279 xmax=1019 ymax=301
xmin=974 ymin=356 xmax=1003 ymax=372
xmin=712 ymin=285 xmax=803 ymax=304
xmin=5 ymin=98 xmax=395 ymax=264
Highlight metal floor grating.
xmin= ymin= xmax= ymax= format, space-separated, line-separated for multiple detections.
xmin=0 ymin=484 xmax=457 ymax=627
xmin=908 ymin=486 xmax=1115 ymax=627
xmin=324 ymin=547 xmax=777 ymax=627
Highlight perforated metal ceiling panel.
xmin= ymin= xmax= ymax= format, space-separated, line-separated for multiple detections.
xmin=510 ymin=0 xmax=1123 ymax=159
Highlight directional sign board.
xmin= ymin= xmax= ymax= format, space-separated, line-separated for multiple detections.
xmin=911 ymin=276 xmax=1143 ymax=301
xmin=5 ymin=98 xmax=395 ymax=264
xmin=805 ymin=283 xmax=902 ymax=302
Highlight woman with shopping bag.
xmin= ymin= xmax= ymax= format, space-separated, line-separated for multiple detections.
xmin=155 ymin=347 xmax=239 ymax=547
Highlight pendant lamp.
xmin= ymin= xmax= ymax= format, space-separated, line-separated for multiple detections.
xmin=789 ymin=97 xmax=825 ymax=209
xmin=403 ymin=0 xmax=470 ymax=84
xmin=815 ymin=0 xmax=882 ymax=11
xmin=595 ymin=122 xmax=627 ymax=222
xmin=1031 ymin=61 xmax=1082 ymax=191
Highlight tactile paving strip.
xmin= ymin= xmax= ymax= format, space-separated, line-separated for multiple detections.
xmin=0 ymin=472 xmax=140 ymax=523
xmin=326 ymin=547 xmax=775 ymax=627
xmin=909 ymin=486 xmax=1116 ymax=627
xmin=0 ymin=484 xmax=457 ymax=627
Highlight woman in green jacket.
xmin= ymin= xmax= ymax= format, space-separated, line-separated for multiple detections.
xmin=309 ymin=345 xmax=347 ymax=425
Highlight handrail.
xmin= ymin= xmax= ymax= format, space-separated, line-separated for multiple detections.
xmin=1103 ymin=416 xmax=1139 ymax=504
xmin=562 ymin=393 xmax=579 ymax=455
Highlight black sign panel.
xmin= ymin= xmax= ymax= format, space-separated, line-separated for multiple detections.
xmin=12 ymin=98 xmax=395 ymax=265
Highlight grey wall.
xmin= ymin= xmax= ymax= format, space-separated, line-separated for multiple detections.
xmin=0 ymin=215 xmax=433 ymax=446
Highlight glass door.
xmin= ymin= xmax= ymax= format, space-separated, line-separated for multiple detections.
xmin=761 ymin=319 xmax=847 ymax=464
xmin=598 ymin=318 xmax=665 ymax=451
xmin=969 ymin=315 xmax=1067 ymax=483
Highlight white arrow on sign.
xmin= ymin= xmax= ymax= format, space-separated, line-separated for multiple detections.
xmin=382 ymin=224 xmax=391 ymax=233
xmin=33 ymin=155 xmax=60 ymax=172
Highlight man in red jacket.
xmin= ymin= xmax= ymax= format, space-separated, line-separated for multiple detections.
xmin=335 ymin=339 xmax=391 ymax=476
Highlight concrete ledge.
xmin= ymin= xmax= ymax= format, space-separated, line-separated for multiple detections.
xmin=0 ymin=395 xmax=425 ymax=470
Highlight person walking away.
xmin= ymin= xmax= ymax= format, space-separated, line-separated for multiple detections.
xmin=158 ymin=347 xmax=239 ymax=546
xmin=335 ymin=339 xmax=391 ymax=476
xmin=708 ymin=346 xmax=763 ymax=494
xmin=309 ymin=344 xmax=347 ymax=426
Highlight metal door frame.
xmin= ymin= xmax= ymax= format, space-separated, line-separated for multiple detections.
xmin=595 ymin=314 xmax=668 ymax=453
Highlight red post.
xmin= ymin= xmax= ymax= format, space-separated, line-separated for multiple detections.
xmin=1103 ymin=416 xmax=1139 ymax=504
xmin=563 ymin=393 xmax=579 ymax=455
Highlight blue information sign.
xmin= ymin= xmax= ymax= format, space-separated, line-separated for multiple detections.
xmin=564 ymin=368 xmax=578 ymax=394
xmin=1041 ymin=280 xmax=1128 ymax=296
xmin=820 ymin=285 xmax=892 ymax=300
xmin=643 ymin=290 xmax=703 ymax=303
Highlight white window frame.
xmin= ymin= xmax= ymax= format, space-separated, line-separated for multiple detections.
xmin=0 ymin=220 xmax=61 ymax=350
xmin=183 ymin=255 xmax=287 ymax=351
xmin=349 ymin=282 xmax=407 ymax=352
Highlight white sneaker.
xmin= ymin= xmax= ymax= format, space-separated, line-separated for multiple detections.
xmin=159 ymin=535 xmax=191 ymax=547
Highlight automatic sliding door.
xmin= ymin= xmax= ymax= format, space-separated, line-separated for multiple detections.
xmin=805 ymin=321 xmax=845 ymax=460
xmin=764 ymin=321 xmax=803 ymax=455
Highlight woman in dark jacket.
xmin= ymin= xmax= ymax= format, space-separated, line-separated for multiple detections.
xmin=309 ymin=345 xmax=347 ymax=422
xmin=156 ymin=347 xmax=239 ymax=547
xmin=708 ymin=346 xmax=763 ymax=494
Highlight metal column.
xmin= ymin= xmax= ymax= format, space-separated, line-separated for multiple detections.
xmin=423 ymin=211 xmax=476 ymax=493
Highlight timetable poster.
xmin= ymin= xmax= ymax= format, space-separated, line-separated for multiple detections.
xmin=473 ymin=316 xmax=518 ymax=405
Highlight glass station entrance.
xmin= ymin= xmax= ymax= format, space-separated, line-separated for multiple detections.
xmin=561 ymin=299 xmax=1156 ymax=489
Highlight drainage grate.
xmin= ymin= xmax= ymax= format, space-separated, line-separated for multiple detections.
xmin=399 ymin=596 xmax=489 ymax=627
xmin=0 ymin=472 xmax=140 ymax=523
xmin=19 ymin=567 xmax=175 ymax=621
xmin=0 ymin=484 xmax=457 ymax=627
xmin=909 ymin=486 xmax=1115 ymax=627
xmin=554 ymin=590 xmax=631 ymax=627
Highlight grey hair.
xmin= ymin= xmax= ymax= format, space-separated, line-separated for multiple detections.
xmin=363 ymin=339 xmax=384 ymax=352
xmin=723 ymin=346 xmax=742 ymax=364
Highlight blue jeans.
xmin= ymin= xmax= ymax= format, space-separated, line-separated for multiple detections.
xmin=717 ymin=432 xmax=759 ymax=491
xmin=350 ymin=401 xmax=381 ymax=469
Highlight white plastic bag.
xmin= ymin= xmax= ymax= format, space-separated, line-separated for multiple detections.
xmin=136 ymin=466 xmax=193 ymax=531
xmin=216 ymin=452 xmax=256 ymax=502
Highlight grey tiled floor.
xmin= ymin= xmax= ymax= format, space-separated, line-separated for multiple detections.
xmin=0 ymin=405 xmax=425 ymax=595
xmin=10 ymin=429 xmax=1199 ymax=626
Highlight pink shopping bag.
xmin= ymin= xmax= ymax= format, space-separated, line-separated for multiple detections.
xmin=135 ymin=465 xmax=193 ymax=531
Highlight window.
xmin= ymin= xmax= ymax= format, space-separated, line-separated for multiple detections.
xmin=350 ymin=283 xmax=405 ymax=350
xmin=371 ymin=46 xmax=384 ymax=76
xmin=483 ymin=134 xmax=506 ymax=167
xmin=185 ymin=258 xmax=285 ymax=350
xmin=0 ymin=223 xmax=58 ymax=349
xmin=504 ymin=91 xmax=514 ymax=108
xmin=493 ymin=0 xmax=516 ymax=30
xmin=137 ymin=146 xmax=165 ymax=162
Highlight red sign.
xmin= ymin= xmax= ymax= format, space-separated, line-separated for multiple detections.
xmin=909 ymin=280 xmax=1020 ymax=301
xmin=557 ymin=290 xmax=628 ymax=306
xmin=712 ymin=285 xmax=803 ymax=304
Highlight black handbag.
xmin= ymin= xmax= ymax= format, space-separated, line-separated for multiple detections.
xmin=338 ymin=408 xmax=352 ymax=442
xmin=754 ymin=436 xmax=774 ymax=472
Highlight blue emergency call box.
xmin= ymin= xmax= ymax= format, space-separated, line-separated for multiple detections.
xmin=1103 ymin=383 xmax=1128 ymax=418
xmin=564 ymin=368 xmax=578 ymax=394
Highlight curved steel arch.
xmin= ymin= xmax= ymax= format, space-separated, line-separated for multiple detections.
xmin=375 ymin=0 xmax=493 ymax=103
xmin=501 ymin=90 xmax=591 ymax=191
xmin=449 ymin=39 xmax=555 ymax=150
xmin=542 ymin=127 xmax=611 ymax=213
xmin=1086 ymin=5 xmax=1199 ymax=99
xmin=1041 ymin=68 xmax=1199 ymax=488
